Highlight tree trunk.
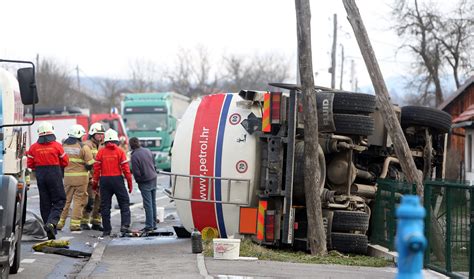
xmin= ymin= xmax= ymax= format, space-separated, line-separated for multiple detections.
xmin=343 ymin=0 xmax=445 ymax=262
xmin=295 ymin=0 xmax=327 ymax=256
xmin=342 ymin=0 xmax=424 ymax=195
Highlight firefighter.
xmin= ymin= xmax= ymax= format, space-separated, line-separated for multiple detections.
xmin=27 ymin=121 xmax=69 ymax=240
xmin=57 ymin=124 xmax=93 ymax=231
xmin=92 ymin=129 xmax=133 ymax=236
xmin=81 ymin=122 xmax=105 ymax=231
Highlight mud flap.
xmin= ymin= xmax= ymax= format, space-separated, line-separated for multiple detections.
xmin=322 ymin=210 xmax=334 ymax=249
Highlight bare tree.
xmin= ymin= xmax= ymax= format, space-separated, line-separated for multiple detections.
xmin=295 ymin=0 xmax=327 ymax=256
xmin=127 ymin=58 xmax=162 ymax=92
xmin=167 ymin=46 xmax=219 ymax=97
xmin=100 ymin=78 xmax=124 ymax=110
xmin=36 ymin=57 xmax=75 ymax=107
xmin=433 ymin=0 xmax=473 ymax=88
xmin=221 ymin=53 xmax=291 ymax=92
xmin=392 ymin=0 xmax=473 ymax=106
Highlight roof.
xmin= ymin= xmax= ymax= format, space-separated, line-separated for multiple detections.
xmin=452 ymin=104 xmax=474 ymax=123
xmin=438 ymin=76 xmax=474 ymax=110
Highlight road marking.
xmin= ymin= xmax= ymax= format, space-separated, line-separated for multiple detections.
xmin=30 ymin=195 xmax=39 ymax=199
xmin=18 ymin=267 xmax=24 ymax=273
xmin=196 ymin=254 xmax=212 ymax=279
xmin=70 ymin=231 xmax=82 ymax=234
xmin=21 ymin=259 xmax=36 ymax=264
xmin=33 ymin=252 xmax=45 ymax=255
xmin=58 ymin=236 xmax=74 ymax=241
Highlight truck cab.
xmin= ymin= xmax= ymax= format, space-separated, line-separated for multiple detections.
xmin=0 ymin=59 xmax=38 ymax=277
xmin=121 ymin=92 xmax=189 ymax=171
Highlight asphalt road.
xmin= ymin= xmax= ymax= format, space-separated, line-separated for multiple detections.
xmin=9 ymin=175 xmax=174 ymax=279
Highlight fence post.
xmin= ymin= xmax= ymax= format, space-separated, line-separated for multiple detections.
xmin=424 ymin=183 xmax=431 ymax=266
xmin=470 ymin=188 xmax=474 ymax=278
xmin=445 ymin=187 xmax=452 ymax=273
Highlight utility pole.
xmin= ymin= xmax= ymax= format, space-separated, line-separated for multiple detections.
xmin=330 ymin=14 xmax=337 ymax=89
xmin=36 ymin=54 xmax=40 ymax=70
xmin=75 ymin=65 xmax=81 ymax=92
xmin=295 ymin=0 xmax=326 ymax=256
xmin=339 ymin=44 xmax=344 ymax=90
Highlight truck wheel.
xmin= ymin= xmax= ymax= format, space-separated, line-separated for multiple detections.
xmin=9 ymin=201 xmax=22 ymax=274
xmin=401 ymin=106 xmax=452 ymax=134
xmin=331 ymin=232 xmax=368 ymax=254
xmin=334 ymin=114 xmax=374 ymax=136
xmin=1 ymin=264 xmax=10 ymax=278
xmin=331 ymin=210 xmax=370 ymax=232
xmin=331 ymin=92 xmax=376 ymax=114
xmin=9 ymin=235 xmax=21 ymax=274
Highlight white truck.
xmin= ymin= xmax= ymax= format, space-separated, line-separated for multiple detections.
xmin=165 ymin=84 xmax=450 ymax=254
xmin=0 ymin=59 xmax=38 ymax=277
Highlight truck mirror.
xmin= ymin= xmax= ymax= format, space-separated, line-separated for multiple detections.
xmin=168 ymin=116 xmax=176 ymax=134
xmin=17 ymin=67 xmax=39 ymax=105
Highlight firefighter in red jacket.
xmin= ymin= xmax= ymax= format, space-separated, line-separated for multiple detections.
xmin=92 ymin=129 xmax=133 ymax=236
xmin=27 ymin=122 xmax=69 ymax=239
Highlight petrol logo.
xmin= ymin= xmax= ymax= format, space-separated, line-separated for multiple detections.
xmin=229 ymin=113 xmax=241 ymax=125
xmin=236 ymin=160 xmax=248 ymax=173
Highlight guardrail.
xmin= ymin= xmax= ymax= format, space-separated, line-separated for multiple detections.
xmin=370 ymin=179 xmax=473 ymax=278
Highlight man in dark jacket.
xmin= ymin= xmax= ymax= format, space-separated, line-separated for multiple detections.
xmin=129 ymin=137 xmax=158 ymax=232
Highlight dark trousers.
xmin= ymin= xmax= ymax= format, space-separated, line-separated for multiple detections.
xmin=36 ymin=166 xmax=66 ymax=226
xmin=99 ymin=176 xmax=131 ymax=232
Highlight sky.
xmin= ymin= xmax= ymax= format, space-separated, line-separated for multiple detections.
xmin=1 ymin=0 xmax=422 ymax=91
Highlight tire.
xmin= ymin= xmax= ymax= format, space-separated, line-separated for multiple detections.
xmin=10 ymin=201 xmax=22 ymax=275
xmin=9 ymin=235 xmax=21 ymax=274
xmin=331 ymin=232 xmax=368 ymax=254
xmin=401 ymin=106 xmax=452 ymax=134
xmin=1 ymin=264 xmax=10 ymax=278
xmin=332 ymin=210 xmax=370 ymax=232
xmin=331 ymin=92 xmax=376 ymax=114
xmin=334 ymin=114 xmax=375 ymax=136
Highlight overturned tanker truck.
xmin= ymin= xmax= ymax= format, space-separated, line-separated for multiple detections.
xmin=164 ymin=83 xmax=451 ymax=254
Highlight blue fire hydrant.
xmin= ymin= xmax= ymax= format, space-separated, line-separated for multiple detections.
xmin=396 ymin=195 xmax=427 ymax=279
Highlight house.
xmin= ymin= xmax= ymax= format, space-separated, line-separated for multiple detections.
xmin=438 ymin=76 xmax=474 ymax=178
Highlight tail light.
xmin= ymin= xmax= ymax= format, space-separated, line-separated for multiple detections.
xmin=265 ymin=210 xmax=276 ymax=242
xmin=271 ymin=92 xmax=282 ymax=124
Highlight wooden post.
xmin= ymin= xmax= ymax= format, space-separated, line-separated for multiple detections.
xmin=342 ymin=0 xmax=424 ymax=196
xmin=295 ymin=0 xmax=327 ymax=255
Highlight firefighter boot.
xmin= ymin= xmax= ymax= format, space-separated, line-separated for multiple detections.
xmin=56 ymin=219 xmax=65 ymax=231
xmin=91 ymin=224 xmax=104 ymax=231
xmin=70 ymin=219 xmax=82 ymax=231
xmin=120 ymin=225 xmax=132 ymax=234
xmin=80 ymin=223 xmax=91 ymax=230
xmin=45 ymin=223 xmax=56 ymax=240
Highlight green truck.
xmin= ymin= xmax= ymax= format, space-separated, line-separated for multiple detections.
xmin=121 ymin=92 xmax=190 ymax=171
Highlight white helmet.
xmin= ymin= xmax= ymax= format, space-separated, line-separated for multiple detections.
xmin=68 ymin=124 xmax=86 ymax=139
xmin=104 ymin=129 xmax=119 ymax=142
xmin=88 ymin=122 xmax=105 ymax=136
xmin=37 ymin=121 xmax=54 ymax=136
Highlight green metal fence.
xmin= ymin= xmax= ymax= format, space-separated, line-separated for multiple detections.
xmin=370 ymin=179 xmax=473 ymax=278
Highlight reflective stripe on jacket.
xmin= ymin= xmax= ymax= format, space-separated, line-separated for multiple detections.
xmin=63 ymin=138 xmax=94 ymax=185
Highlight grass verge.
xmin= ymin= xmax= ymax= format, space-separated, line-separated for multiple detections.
xmin=203 ymin=239 xmax=392 ymax=267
